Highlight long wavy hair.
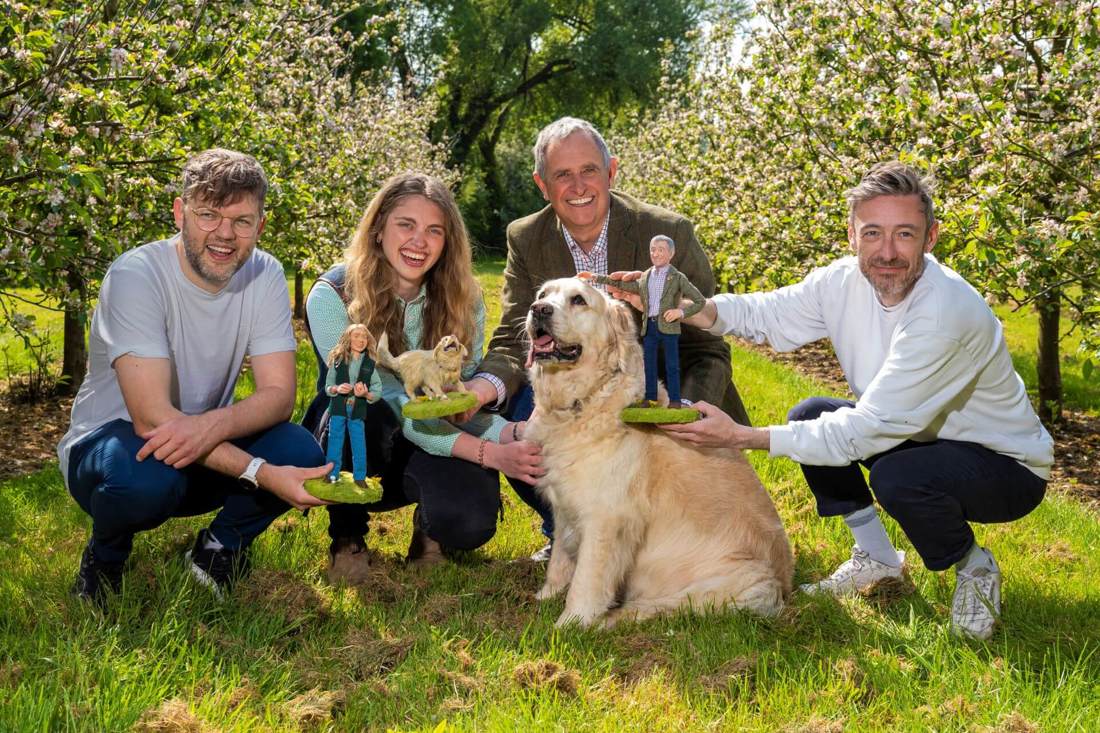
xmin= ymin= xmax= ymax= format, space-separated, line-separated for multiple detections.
xmin=344 ymin=173 xmax=480 ymax=355
xmin=327 ymin=323 xmax=375 ymax=368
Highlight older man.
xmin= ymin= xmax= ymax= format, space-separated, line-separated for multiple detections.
xmin=654 ymin=161 xmax=1052 ymax=640
xmin=59 ymin=149 xmax=330 ymax=606
xmin=463 ymin=116 xmax=750 ymax=558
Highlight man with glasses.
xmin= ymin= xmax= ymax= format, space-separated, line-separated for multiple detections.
xmin=58 ymin=148 xmax=331 ymax=607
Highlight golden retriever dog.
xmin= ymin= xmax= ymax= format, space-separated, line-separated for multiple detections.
xmin=376 ymin=332 xmax=469 ymax=400
xmin=525 ymin=277 xmax=793 ymax=628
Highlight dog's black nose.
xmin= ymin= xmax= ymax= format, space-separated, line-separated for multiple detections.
xmin=531 ymin=302 xmax=553 ymax=318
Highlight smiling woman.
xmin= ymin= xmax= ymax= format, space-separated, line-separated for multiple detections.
xmin=303 ymin=172 xmax=541 ymax=583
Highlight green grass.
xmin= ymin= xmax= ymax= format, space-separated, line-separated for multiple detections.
xmin=1 ymin=261 xmax=1099 ymax=731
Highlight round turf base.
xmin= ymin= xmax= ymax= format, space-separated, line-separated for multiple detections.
xmin=620 ymin=405 xmax=700 ymax=423
xmin=305 ymin=472 xmax=383 ymax=504
xmin=400 ymin=391 xmax=478 ymax=419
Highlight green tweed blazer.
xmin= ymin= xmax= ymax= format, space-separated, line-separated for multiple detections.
xmin=479 ymin=190 xmax=750 ymax=425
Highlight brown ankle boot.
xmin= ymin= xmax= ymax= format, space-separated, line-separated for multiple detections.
xmin=327 ymin=536 xmax=373 ymax=585
xmin=406 ymin=508 xmax=445 ymax=566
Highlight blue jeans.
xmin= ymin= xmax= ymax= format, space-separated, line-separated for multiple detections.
xmin=67 ymin=419 xmax=324 ymax=564
xmin=326 ymin=408 xmax=368 ymax=481
xmin=643 ymin=319 xmax=680 ymax=403
xmin=788 ymin=397 xmax=1047 ymax=570
xmin=503 ymin=384 xmax=554 ymax=540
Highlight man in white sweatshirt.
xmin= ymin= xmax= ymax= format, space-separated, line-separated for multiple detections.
xmin=629 ymin=161 xmax=1052 ymax=640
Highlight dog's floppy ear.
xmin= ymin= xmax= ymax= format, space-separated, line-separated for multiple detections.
xmin=460 ymin=343 xmax=469 ymax=359
xmin=608 ymin=300 xmax=640 ymax=374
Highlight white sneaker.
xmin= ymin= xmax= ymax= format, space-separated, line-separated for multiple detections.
xmin=800 ymin=545 xmax=907 ymax=597
xmin=951 ymin=550 xmax=1001 ymax=640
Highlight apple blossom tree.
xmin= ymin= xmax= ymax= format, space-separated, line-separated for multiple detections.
xmin=617 ymin=0 xmax=1099 ymax=422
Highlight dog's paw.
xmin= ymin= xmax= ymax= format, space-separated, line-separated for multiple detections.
xmin=555 ymin=607 xmax=601 ymax=628
xmin=535 ymin=583 xmax=565 ymax=601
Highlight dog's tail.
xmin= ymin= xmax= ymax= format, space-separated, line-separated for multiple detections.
xmin=375 ymin=332 xmax=401 ymax=375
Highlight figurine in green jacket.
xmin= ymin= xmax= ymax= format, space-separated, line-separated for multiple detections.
xmin=324 ymin=323 xmax=381 ymax=483
xmin=580 ymin=234 xmax=706 ymax=407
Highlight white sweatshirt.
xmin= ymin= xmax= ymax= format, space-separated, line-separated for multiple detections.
xmin=709 ymin=255 xmax=1053 ymax=479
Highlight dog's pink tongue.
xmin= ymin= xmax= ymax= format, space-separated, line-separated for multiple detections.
xmin=527 ymin=334 xmax=555 ymax=369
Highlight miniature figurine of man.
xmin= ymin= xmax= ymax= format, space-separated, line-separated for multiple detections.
xmin=580 ymin=234 xmax=706 ymax=407
xmin=325 ymin=323 xmax=382 ymax=485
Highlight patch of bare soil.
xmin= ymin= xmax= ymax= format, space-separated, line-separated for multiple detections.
xmin=0 ymin=393 xmax=73 ymax=482
xmin=736 ymin=337 xmax=1100 ymax=509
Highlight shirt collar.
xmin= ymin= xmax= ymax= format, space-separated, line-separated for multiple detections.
xmin=561 ymin=212 xmax=610 ymax=257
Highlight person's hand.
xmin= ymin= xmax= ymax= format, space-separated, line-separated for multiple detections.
xmin=447 ymin=378 xmax=496 ymax=424
xmin=336 ymin=382 xmax=353 ymax=395
xmin=365 ymin=391 xmax=378 ymax=402
xmin=659 ymin=400 xmax=768 ymax=451
xmin=678 ymin=299 xmax=718 ymax=330
xmin=137 ymin=412 xmax=222 ymax=468
xmin=257 ymin=462 xmax=335 ymax=511
xmin=603 ymin=270 xmax=644 ymax=311
xmin=663 ymin=307 xmax=684 ymax=323
xmin=353 ymin=382 xmax=368 ymax=397
xmin=485 ymin=440 xmax=545 ymax=485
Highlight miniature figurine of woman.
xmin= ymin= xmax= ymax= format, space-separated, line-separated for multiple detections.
xmin=325 ymin=323 xmax=382 ymax=484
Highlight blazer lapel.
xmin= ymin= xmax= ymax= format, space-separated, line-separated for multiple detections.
xmin=606 ymin=193 xmax=638 ymax=275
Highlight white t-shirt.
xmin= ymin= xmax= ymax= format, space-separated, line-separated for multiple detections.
xmin=57 ymin=236 xmax=296 ymax=483
xmin=709 ymin=254 xmax=1054 ymax=479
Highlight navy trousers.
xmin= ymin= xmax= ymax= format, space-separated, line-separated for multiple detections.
xmin=502 ymin=384 xmax=554 ymax=540
xmin=642 ymin=318 xmax=681 ymax=404
xmin=67 ymin=419 xmax=325 ymax=564
xmin=789 ymin=397 xmax=1047 ymax=570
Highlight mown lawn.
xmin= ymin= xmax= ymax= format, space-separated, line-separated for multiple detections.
xmin=0 ymin=262 xmax=1098 ymax=731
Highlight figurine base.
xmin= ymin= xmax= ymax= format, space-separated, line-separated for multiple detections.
xmin=620 ymin=404 xmax=700 ymax=423
xmin=305 ymin=472 xmax=383 ymax=504
xmin=401 ymin=391 xmax=478 ymax=419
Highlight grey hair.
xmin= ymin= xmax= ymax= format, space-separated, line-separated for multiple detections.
xmin=846 ymin=161 xmax=936 ymax=233
xmin=181 ymin=148 xmax=268 ymax=211
xmin=533 ymin=117 xmax=613 ymax=180
xmin=650 ymin=234 xmax=675 ymax=251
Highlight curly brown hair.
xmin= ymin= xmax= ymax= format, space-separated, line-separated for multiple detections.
xmin=343 ymin=173 xmax=480 ymax=355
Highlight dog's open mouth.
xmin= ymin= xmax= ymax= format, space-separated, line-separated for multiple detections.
xmin=529 ymin=327 xmax=582 ymax=365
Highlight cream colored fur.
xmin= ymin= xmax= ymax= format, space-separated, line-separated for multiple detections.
xmin=525 ymin=278 xmax=794 ymax=628
xmin=376 ymin=332 xmax=469 ymax=400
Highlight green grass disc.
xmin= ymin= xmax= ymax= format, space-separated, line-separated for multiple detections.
xmin=400 ymin=391 xmax=478 ymax=419
xmin=304 ymin=472 xmax=383 ymax=503
xmin=620 ymin=405 xmax=700 ymax=423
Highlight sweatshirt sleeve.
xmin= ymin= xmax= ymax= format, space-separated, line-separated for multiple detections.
xmin=706 ymin=269 xmax=831 ymax=352
xmin=769 ymin=328 xmax=980 ymax=465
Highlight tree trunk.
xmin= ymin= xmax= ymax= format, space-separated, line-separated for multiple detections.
xmin=60 ymin=272 xmax=87 ymax=395
xmin=294 ymin=267 xmax=304 ymax=320
xmin=1035 ymin=289 xmax=1062 ymax=424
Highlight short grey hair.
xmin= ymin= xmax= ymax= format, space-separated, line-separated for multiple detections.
xmin=846 ymin=161 xmax=936 ymax=233
xmin=650 ymin=234 xmax=675 ymax=251
xmin=533 ymin=117 xmax=613 ymax=180
xmin=181 ymin=148 xmax=268 ymax=211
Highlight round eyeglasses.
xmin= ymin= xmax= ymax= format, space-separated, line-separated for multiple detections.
xmin=187 ymin=204 xmax=261 ymax=237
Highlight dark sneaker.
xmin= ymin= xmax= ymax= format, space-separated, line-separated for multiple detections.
xmin=72 ymin=538 xmax=124 ymax=607
xmin=185 ymin=528 xmax=250 ymax=598
xmin=327 ymin=535 xmax=373 ymax=585
xmin=529 ymin=541 xmax=553 ymax=563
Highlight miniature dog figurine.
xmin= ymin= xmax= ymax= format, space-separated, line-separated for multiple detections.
xmin=376 ymin=332 xmax=469 ymax=400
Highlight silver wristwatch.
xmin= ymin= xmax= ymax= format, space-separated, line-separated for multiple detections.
xmin=238 ymin=456 xmax=267 ymax=490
